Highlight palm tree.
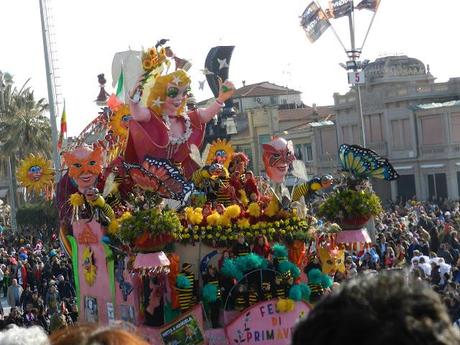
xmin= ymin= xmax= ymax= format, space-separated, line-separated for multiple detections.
xmin=0 ymin=77 xmax=51 ymax=212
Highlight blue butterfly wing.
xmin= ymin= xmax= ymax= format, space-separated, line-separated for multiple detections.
xmin=339 ymin=144 xmax=399 ymax=180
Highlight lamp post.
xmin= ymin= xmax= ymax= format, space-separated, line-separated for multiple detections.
xmin=339 ymin=8 xmax=370 ymax=148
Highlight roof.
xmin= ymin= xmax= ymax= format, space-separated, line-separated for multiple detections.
xmin=278 ymin=105 xmax=334 ymax=122
xmin=413 ymin=100 xmax=460 ymax=110
xmin=233 ymin=82 xmax=301 ymax=98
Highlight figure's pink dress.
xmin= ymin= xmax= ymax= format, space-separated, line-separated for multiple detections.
xmin=124 ymin=109 xmax=204 ymax=179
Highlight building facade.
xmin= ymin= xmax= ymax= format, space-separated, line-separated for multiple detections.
xmin=221 ymin=81 xmax=333 ymax=184
xmin=332 ymin=55 xmax=460 ymax=202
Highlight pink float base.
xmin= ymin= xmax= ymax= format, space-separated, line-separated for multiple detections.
xmin=336 ymin=229 xmax=371 ymax=244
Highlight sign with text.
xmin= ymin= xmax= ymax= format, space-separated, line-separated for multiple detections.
xmin=347 ymin=71 xmax=365 ymax=85
xmin=225 ymin=300 xmax=311 ymax=345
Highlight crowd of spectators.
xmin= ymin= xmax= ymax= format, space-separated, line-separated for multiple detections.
xmin=335 ymin=198 xmax=460 ymax=326
xmin=0 ymin=233 xmax=77 ymax=333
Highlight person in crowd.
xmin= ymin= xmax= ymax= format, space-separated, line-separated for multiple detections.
xmin=7 ymin=278 xmax=23 ymax=308
xmin=292 ymin=272 xmax=460 ymax=345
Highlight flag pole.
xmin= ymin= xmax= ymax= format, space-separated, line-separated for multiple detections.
xmin=359 ymin=10 xmax=378 ymax=52
xmin=328 ymin=23 xmax=349 ymax=57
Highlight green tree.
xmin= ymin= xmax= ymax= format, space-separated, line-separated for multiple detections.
xmin=0 ymin=76 xmax=51 ymax=208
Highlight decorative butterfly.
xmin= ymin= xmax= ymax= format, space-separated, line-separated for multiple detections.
xmin=122 ymin=157 xmax=194 ymax=202
xmin=338 ymin=144 xmax=399 ymax=180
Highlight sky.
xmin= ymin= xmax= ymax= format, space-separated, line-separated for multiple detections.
xmin=1 ymin=0 xmax=459 ymax=136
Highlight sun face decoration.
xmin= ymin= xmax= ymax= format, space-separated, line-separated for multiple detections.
xmin=206 ymin=139 xmax=235 ymax=169
xmin=16 ymin=154 xmax=54 ymax=193
xmin=82 ymin=246 xmax=97 ymax=286
xmin=109 ymin=104 xmax=132 ymax=139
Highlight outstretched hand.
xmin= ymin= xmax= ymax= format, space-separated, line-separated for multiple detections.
xmin=217 ymin=76 xmax=235 ymax=104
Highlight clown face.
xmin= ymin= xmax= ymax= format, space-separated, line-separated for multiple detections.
xmin=262 ymin=137 xmax=295 ymax=184
xmin=163 ymin=83 xmax=190 ymax=115
xmin=27 ymin=165 xmax=43 ymax=182
xmin=62 ymin=146 xmax=103 ymax=192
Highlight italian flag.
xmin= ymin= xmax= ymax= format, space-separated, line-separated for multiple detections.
xmin=57 ymin=102 xmax=67 ymax=151
xmin=107 ymin=67 xmax=125 ymax=110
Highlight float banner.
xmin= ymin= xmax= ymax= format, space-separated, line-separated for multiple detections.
xmin=160 ymin=314 xmax=204 ymax=345
xmin=225 ymin=299 xmax=311 ymax=345
xmin=355 ymin=0 xmax=381 ymax=12
xmin=139 ymin=305 xmax=205 ymax=345
xmin=328 ymin=0 xmax=353 ymax=18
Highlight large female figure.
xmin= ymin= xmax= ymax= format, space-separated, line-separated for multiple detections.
xmin=125 ymin=67 xmax=235 ymax=179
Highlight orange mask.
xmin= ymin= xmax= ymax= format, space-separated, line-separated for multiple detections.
xmin=63 ymin=147 xmax=103 ymax=191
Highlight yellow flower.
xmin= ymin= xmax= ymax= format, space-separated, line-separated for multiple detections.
xmin=237 ymin=218 xmax=250 ymax=229
xmin=248 ymin=202 xmax=261 ymax=218
xmin=143 ymin=59 xmax=153 ymax=70
xmin=265 ymin=198 xmax=280 ymax=217
xmin=107 ymin=220 xmax=120 ymax=235
xmin=69 ymin=193 xmax=84 ymax=207
xmin=224 ymin=205 xmax=241 ymax=219
xmin=120 ymin=212 xmax=133 ymax=221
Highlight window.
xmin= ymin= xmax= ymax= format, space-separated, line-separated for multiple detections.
xmin=258 ymin=134 xmax=271 ymax=146
xmin=270 ymin=96 xmax=278 ymax=105
xmin=320 ymin=127 xmax=338 ymax=155
xmin=421 ymin=115 xmax=443 ymax=145
xmin=397 ymin=175 xmax=416 ymax=203
xmin=304 ymin=143 xmax=313 ymax=161
xmin=293 ymin=143 xmax=313 ymax=161
xmin=295 ymin=144 xmax=303 ymax=160
xmin=391 ymin=119 xmax=411 ymax=149
xmin=341 ymin=125 xmax=360 ymax=144
xmin=427 ymin=173 xmax=447 ymax=201
xmin=364 ymin=114 xmax=383 ymax=143
xmin=451 ymin=113 xmax=460 ymax=142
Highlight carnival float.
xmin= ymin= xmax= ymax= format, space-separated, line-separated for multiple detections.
xmin=17 ymin=42 xmax=399 ymax=345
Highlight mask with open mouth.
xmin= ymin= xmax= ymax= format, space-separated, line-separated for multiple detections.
xmin=262 ymin=137 xmax=295 ymax=184
xmin=63 ymin=146 xmax=104 ymax=192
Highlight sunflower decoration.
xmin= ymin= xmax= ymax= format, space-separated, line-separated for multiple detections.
xmin=141 ymin=46 xmax=169 ymax=74
xmin=82 ymin=246 xmax=97 ymax=286
xmin=109 ymin=104 xmax=131 ymax=140
xmin=205 ymin=139 xmax=235 ymax=169
xmin=16 ymin=154 xmax=54 ymax=196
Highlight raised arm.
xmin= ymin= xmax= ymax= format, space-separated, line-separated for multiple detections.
xmin=128 ymin=77 xmax=151 ymax=122
xmin=197 ymin=79 xmax=235 ymax=124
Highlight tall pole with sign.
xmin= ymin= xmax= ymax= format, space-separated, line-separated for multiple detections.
xmin=346 ymin=6 xmax=366 ymax=147
xmin=300 ymin=0 xmax=382 ymax=148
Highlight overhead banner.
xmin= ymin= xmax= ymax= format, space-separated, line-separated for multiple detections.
xmin=355 ymin=0 xmax=381 ymax=12
xmin=300 ymin=2 xmax=331 ymax=43
xmin=327 ymin=0 xmax=353 ymax=18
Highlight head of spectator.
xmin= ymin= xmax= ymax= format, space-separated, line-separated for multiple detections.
xmin=0 ymin=325 xmax=49 ymax=345
xmin=49 ymin=324 xmax=150 ymax=345
xmin=292 ymin=272 xmax=460 ymax=345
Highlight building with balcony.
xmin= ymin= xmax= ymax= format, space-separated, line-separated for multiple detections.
xmin=332 ymin=55 xmax=460 ymax=202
